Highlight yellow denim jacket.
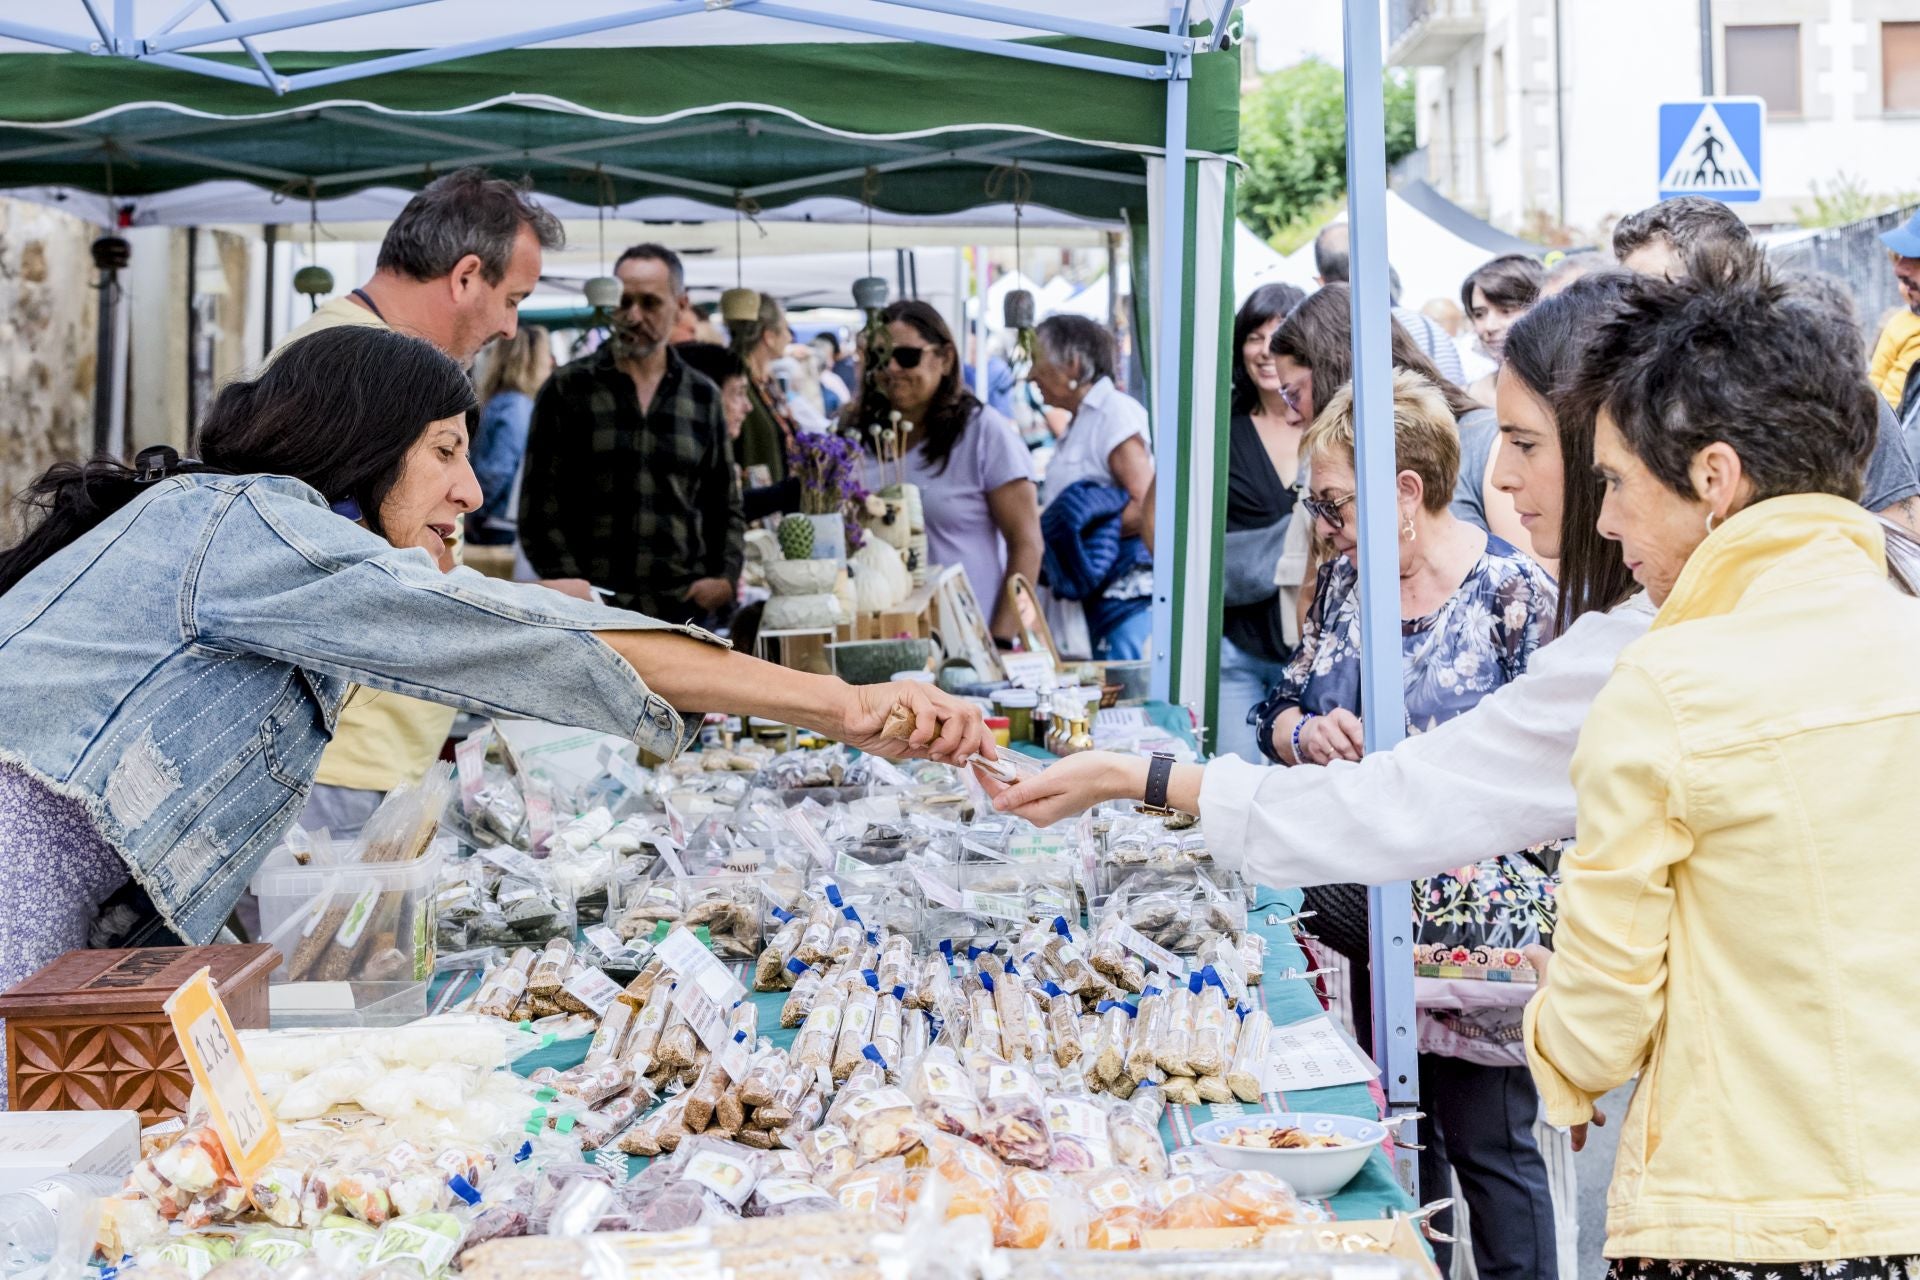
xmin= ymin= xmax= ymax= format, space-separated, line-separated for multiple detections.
xmin=1525 ymin=494 xmax=1920 ymax=1263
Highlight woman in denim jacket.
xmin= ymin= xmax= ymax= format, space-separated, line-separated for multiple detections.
xmin=0 ymin=327 xmax=987 ymax=1007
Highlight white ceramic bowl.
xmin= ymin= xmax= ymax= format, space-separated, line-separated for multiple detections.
xmin=765 ymin=559 xmax=842 ymax=595
xmin=1190 ymin=1111 xmax=1387 ymax=1198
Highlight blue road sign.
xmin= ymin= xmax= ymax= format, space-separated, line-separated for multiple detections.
xmin=1659 ymin=97 xmax=1764 ymax=203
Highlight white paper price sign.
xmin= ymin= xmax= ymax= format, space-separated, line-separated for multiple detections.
xmin=1265 ymin=1014 xmax=1379 ymax=1092
xmin=163 ymin=967 xmax=282 ymax=1183
xmin=654 ymin=926 xmax=746 ymax=1004
xmin=562 ymin=967 xmax=625 ymax=1017
xmin=1115 ymin=920 xmax=1186 ymax=976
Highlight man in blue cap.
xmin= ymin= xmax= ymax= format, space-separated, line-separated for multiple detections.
xmin=1872 ymin=209 xmax=1920 ymax=411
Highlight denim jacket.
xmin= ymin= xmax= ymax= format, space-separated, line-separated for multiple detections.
xmin=0 ymin=473 xmax=718 ymax=945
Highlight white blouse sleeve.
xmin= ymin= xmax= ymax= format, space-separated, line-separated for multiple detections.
xmin=1198 ymin=599 xmax=1656 ymax=888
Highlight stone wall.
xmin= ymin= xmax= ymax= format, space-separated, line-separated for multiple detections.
xmin=0 ymin=199 xmax=99 ymax=514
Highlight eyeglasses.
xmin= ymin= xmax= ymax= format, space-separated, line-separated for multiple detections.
xmin=1300 ymin=492 xmax=1356 ymax=530
xmin=889 ymin=345 xmax=935 ymax=370
xmin=1278 ymin=382 xmax=1306 ymax=412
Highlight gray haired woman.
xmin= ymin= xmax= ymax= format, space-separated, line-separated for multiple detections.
xmin=1028 ymin=315 xmax=1156 ymax=659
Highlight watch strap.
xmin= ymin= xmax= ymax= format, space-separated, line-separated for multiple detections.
xmin=1142 ymin=751 xmax=1175 ymax=811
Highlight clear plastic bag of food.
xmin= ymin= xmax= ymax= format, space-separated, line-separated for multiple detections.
xmin=906 ymin=1044 xmax=984 ymax=1138
xmin=1227 ymin=1007 xmax=1271 ymax=1104
xmin=615 ymin=1092 xmax=690 ymax=1158
xmin=870 ymin=993 xmax=904 ymax=1076
xmin=755 ymin=911 xmax=806 ymax=991
xmin=1156 ymin=982 xmax=1196 ymax=1078
xmin=827 ymin=1156 xmax=907 ymax=1224
xmin=1091 ymin=1000 xmax=1133 ymax=1087
xmin=1074 ymin=1168 xmax=1148 ymax=1251
xmin=745 ymin=1173 xmax=840 ymax=1219
xmin=665 ymin=1135 xmax=762 ymax=1214
xmin=654 ymin=1001 xmax=700 ymax=1072
xmin=735 ymin=1045 xmax=787 ymax=1110
xmin=792 ymin=983 xmax=845 ymax=1072
xmin=1041 ymin=985 xmax=1081 ymax=1068
xmin=962 ymin=980 xmax=1003 ymax=1060
xmin=986 ymin=969 xmax=1030 ymax=1065
xmin=682 ymin=1058 xmax=730 ymax=1132
xmin=778 ymin=960 xmax=822 ymax=1028
xmin=1188 ymin=974 xmax=1232 ymax=1079
xmin=973 ymin=1057 xmax=1053 ymax=1169
xmin=916 ymin=1129 xmax=1008 ymax=1237
xmin=839 ymin=1085 xmax=921 ymax=1163
xmin=832 ymin=986 xmax=878 ymax=1081
xmin=797 ymin=1123 xmax=856 ymax=1180
xmin=1147 ymin=1171 xmax=1234 ymax=1230
xmin=1214 ymin=1169 xmax=1306 ymax=1227
xmin=1044 ymin=1094 xmax=1114 ymax=1174
xmin=1000 ymin=1168 xmax=1088 ymax=1250
xmin=1124 ymin=984 xmax=1170 ymax=1086
xmin=1105 ymin=1088 xmax=1169 ymax=1180
xmin=473 ymin=948 xmax=536 ymax=1019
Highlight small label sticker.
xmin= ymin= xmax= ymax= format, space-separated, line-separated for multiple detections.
xmin=654 ymin=926 xmax=746 ymax=1004
xmin=911 ymin=869 xmax=964 ymax=911
xmin=584 ymin=924 xmax=634 ymax=965
xmin=478 ymin=845 xmax=546 ymax=881
xmin=962 ymin=890 xmax=1027 ymax=923
xmin=682 ymin=1150 xmax=756 ymax=1208
xmin=673 ymin=982 xmax=734 ymax=1055
xmin=1115 ymin=919 xmax=1186 ymax=975
xmin=562 ymin=967 xmax=624 ymax=1017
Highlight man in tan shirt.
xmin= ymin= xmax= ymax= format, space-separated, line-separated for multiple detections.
xmin=276 ymin=168 xmax=575 ymax=835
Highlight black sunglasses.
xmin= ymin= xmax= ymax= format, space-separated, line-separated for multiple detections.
xmin=889 ymin=344 xmax=942 ymax=370
xmin=1300 ymin=492 xmax=1357 ymax=531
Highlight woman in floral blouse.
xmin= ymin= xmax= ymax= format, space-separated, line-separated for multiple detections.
xmin=1251 ymin=368 xmax=1558 ymax=1280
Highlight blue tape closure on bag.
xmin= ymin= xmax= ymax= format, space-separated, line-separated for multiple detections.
xmin=1053 ymin=915 xmax=1072 ymax=938
xmin=863 ymin=1044 xmax=889 ymax=1070
xmin=940 ymin=940 xmax=954 ymax=963
xmin=825 ymin=883 xmax=845 ymax=909
xmin=771 ymin=906 xmax=795 ymax=923
xmin=979 ymin=970 xmax=996 ymax=993
xmin=786 ymin=956 xmax=811 ymax=976
xmin=448 ymin=1175 xmax=482 ymax=1206
xmin=863 ymin=969 xmax=880 ymax=990
xmin=1042 ymin=982 xmax=1064 ymax=999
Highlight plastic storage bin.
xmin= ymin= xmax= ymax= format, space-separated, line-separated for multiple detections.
xmin=252 ymin=836 xmax=448 ymax=1027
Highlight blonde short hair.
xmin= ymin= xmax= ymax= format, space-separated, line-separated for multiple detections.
xmin=1303 ymin=367 xmax=1461 ymax=514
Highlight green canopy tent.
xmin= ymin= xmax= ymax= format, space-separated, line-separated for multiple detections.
xmin=0 ymin=0 xmax=1245 ymax=720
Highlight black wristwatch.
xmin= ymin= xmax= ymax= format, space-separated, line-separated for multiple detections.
xmin=1138 ymin=751 xmax=1177 ymax=816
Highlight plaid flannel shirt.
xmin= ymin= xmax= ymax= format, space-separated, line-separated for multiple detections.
xmin=518 ymin=345 xmax=744 ymax=622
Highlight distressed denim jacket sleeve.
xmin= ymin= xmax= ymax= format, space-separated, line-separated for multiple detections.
xmin=190 ymin=477 xmax=725 ymax=754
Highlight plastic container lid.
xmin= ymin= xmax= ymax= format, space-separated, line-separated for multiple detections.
xmin=984 ymin=716 xmax=1011 ymax=729
xmin=994 ymin=689 xmax=1039 ymax=708
xmin=889 ymin=670 xmax=936 ymax=683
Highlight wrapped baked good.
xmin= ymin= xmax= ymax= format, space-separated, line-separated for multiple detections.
xmin=736 ymin=1046 xmax=788 ymax=1109
xmin=683 ymin=1058 xmax=730 ymax=1132
xmin=616 ymin=1092 xmax=691 ymax=1157
xmin=621 ymin=981 xmax=671 ymax=1070
xmin=798 ymin=1124 xmax=857 ymax=1180
xmin=899 ymin=1007 xmax=930 ymax=1073
xmin=654 ymin=1001 xmax=699 ymax=1071
xmin=1042 ymin=921 xmax=1101 ymax=994
xmin=963 ymin=981 xmax=1003 ymax=1060
xmin=576 ymin=1093 xmax=644 ymax=1151
xmin=746 ymin=1174 xmax=840 ymax=1218
xmin=1044 ymin=1094 xmax=1113 ymax=1174
xmin=1001 ymin=1168 xmax=1087 ymax=1250
xmin=1042 ymin=986 xmax=1081 ymax=1067
xmin=755 ymin=912 xmax=806 ymax=991
xmin=473 ymin=947 xmax=535 ymax=1019
xmin=1149 ymin=1172 xmax=1233 ymax=1230
xmin=1215 ymin=1169 xmax=1305 ymax=1227
xmin=1076 ymin=1169 xmax=1148 ymax=1250
xmin=778 ymin=960 xmax=822 ymax=1028
xmin=832 ymin=986 xmax=878 ymax=1081
xmin=1019 ymin=988 xmax=1051 ymax=1066
xmin=1105 ymin=1091 xmax=1169 ymax=1179
xmin=839 ymin=1085 xmax=920 ymax=1162
xmin=1226 ymin=1007 xmax=1271 ymax=1104
xmin=528 ymin=937 xmax=575 ymax=998
xmin=1124 ymin=985 xmax=1169 ymax=1086
xmin=1156 ymin=983 xmax=1196 ymax=1078
xmin=974 ymin=1057 xmax=1053 ymax=1169
xmin=826 ymin=1156 xmax=907 ymax=1224
xmin=1089 ymin=917 xmax=1147 ymax=993
xmin=684 ymin=881 xmax=760 ymax=960
xmin=753 ymin=1064 xmax=808 ymax=1130
xmin=987 ymin=969 xmax=1029 ymax=1064
xmin=792 ymin=984 xmax=845 ymax=1071
xmin=917 ymin=954 xmax=954 ymax=1016
xmin=551 ymin=1060 xmax=633 ymax=1108
xmin=793 ymin=905 xmax=836 ymax=968
xmin=1188 ymin=975 xmax=1231 ymax=1078
xmin=1160 ymin=1075 xmax=1201 ymax=1106
xmin=584 ymin=1000 xmax=635 ymax=1067
xmin=870 ymin=994 xmax=904 ymax=1076
xmin=917 ymin=1130 xmax=1008 ymax=1236
xmin=1093 ymin=1000 xmax=1133 ymax=1086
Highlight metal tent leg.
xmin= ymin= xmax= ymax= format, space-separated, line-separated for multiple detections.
xmin=1148 ymin=5 xmax=1190 ymax=704
xmin=1342 ymin=0 xmax=1421 ymax=1199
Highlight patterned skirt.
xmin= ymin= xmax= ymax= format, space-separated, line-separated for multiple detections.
xmin=1610 ymin=1257 xmax=1920 ymax=1279
xmin=0 ymin=761 xmax=130 ymax=1104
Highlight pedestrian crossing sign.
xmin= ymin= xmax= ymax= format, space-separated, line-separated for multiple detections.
xmin=1658 ymin=97 xmax=1764 ymax=202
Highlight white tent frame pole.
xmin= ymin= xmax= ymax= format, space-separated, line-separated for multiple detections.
xmin=859 ymin=0 xmax=1194 ymax=54
xmin=1147 ymin=1 xmax=1188 ymax=704
xmin=1343 ymin=0 xmax=1422 ymax=1199
xmin=746 ymin=1 xmax=1163 ymax=79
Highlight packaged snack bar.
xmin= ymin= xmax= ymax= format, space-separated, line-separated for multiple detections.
xmin=1000 ymin=1168 xmax=1087 ymax=1250
xmin=615 ymin=1093 xmax=691 ymax=1158
xmin=1124 ymin=985 xmax=1169 ymax=1086
xmin=832 ymin=985 xmax=878 ymax=1081
xmin=870 ymin=993 xmax=904 ymax=1076
xmin=1093 ymin=1000 xmax=1133 ymax=1086
xmin=1156 ymin=982 xmax=1196 ymax=1078
xmin=906 ymin=1044 xmax=984 ymax=1138
xmin=1044 ymin=1094 xmax=1113 ymax=1174
xmin=793 ymin=905 xmax=836 ymax=968
xmin=653 ymin=1000 xmax=699 ymax=1071
xmin=682 ymin=1058 xmax=730 ymax=1131
xmin=1076 ymin=1169 xmax=1147 ymax=1250
xmin=778 ymin=960 xmax=822 ymax=1028
xmin=987 ymin=969 xmax=1029 ymax=1064
xmin=584 ymin=1000 xmax=635 ymax=1067
xmin=839 ymin=1085 xmax=920 ymax=1163
xmin=792 ymin=983 xmax=846 ymax=1072
xmin=528 ymin=937 xmax=575 ymax=999
xmin=1226 ymin=1007 xmax=1271 ymax=1104
xmin=754 ymin=912 xmax=806 ymax=991
xmin=963 ymin=980 xmax=1003 ymax=1060
xmin=1105 ymin=1092 xmax=1169 ymax=1180
xmin=473 ymin=948 xmax=535 ymax=1019
xmin=1188 ymin=973 xmax=1231 ymax=1078
xmin=1042 ymin=986 xmax=1081 ymax=1067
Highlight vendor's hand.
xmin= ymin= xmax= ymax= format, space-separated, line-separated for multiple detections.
xmin=1299 ymin=707 xmax=1366 ymax=764
xmin=537 ymin=578 xmax=596 ymax=602
xmin=683 ymin=577 xmax=736 ymax=614
xmin=1571 ymin=1106 xmax=1607 ymax=1153
xmin=841 ymin=680 xmax=992 ymax=766
xmin=983 ymin=750 xmax=1138 ymax=827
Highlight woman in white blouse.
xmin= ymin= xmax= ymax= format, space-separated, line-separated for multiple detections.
xmin=986 ymin=274 xmax=1641 ymax=876
xmin=1029 ymin=315 xmax=1156 ymax=660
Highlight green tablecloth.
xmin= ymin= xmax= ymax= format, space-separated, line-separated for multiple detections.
xmin=439 ymin=884 xmax=1412 ymax=1223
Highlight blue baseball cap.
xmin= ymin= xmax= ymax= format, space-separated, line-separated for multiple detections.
xmin=1880 ymin=210 xmax=1920 ymax=259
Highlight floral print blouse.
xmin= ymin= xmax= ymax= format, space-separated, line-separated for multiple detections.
xmin=1252 ymin=534 xmax=1557 ymax=757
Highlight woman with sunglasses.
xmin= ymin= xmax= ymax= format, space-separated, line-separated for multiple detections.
xmin=1029 ymin=315 xmax=1156 ymax=659
xmin=846 ymin=301 xmax=1041 ymax=641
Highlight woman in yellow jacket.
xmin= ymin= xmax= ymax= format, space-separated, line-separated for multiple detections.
xmin=1525 ymin=269 xmax=1920 ymax=1277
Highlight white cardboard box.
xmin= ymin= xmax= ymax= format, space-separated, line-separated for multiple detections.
xmin=0 ymin=1111 xmax=139 ymax=1193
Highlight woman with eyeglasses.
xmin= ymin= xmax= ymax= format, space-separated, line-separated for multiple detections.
xmin=1029 ymin=314 xmax=1156 ymax=660
xmin=846 ymin=300 xmax=1041 ymax=642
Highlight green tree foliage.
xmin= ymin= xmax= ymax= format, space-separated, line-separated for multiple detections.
xmin=1237 ymin=58 xmax=1419 ymax=244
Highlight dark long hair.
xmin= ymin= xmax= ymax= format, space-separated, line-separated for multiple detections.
xmin=1230 ymin=283 xmax=1306 ymax=417
xmin=0 ymin=326 xmax=476 ymax=598
xmin=1501 ymin=271 xmax=1639 ymax=632
xmin=843 ymin=299 xmax=981 ymax=474
xmin=1269 ymin=284 xmax=1481 ymax=421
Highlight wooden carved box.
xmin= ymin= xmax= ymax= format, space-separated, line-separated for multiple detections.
xmin=0 ymin=945 xmax=276 ymax=1124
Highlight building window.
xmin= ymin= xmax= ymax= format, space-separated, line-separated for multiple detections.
xmin=1725 ymin=23 xmax=1801 ymax=117
xmin=1491 ymin=47 xmax=1508 ymax=141
xmin=1885 ymin=22 xmax=1920 ymax=112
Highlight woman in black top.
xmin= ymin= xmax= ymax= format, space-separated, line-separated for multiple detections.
xmin=1218 ymin=283 xmax=1307 ymax=761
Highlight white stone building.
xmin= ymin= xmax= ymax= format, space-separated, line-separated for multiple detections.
xmin=1390 ymin=0 xmax=1920 ymax=233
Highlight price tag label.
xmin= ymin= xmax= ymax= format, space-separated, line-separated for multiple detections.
xmin=648 ymin=837 xmax=688 ymax=879
xmin=962 ymin=839 xmax=1010 ymax=863
xmin=1000 ymin=651 xmax=1056 ymax=688
xmin=583 ymin=924 xmax=635 ymax=965
xmin=1115 ymin=920 xmax=1186 ymax=976
xmin=597 ymin=742 xmax=651 ymax=796
xmin=962 ymin=890 xmax=1027 ymax=923
xmin=163 ymin=968 xmax=281 ymax=1184
xmin=673 ymin=983 xmax=749 ymax=1080
xmin=562 ymin=967 xmax=624 ymax=1017
xmin=455 ymin=727 xmax=492 ymax=811
xmin=654 ymin=926 xmax=746 ymax=1004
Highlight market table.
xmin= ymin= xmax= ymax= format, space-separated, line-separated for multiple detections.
xmin=435 ymin=884 xmax=1411 ymax=1222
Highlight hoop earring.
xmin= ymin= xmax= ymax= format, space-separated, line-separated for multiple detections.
xmin=1401 ymin=517 xmax=1417 ymax=542
xmin=1704 ymin=511 xmax=1718 ymax=534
